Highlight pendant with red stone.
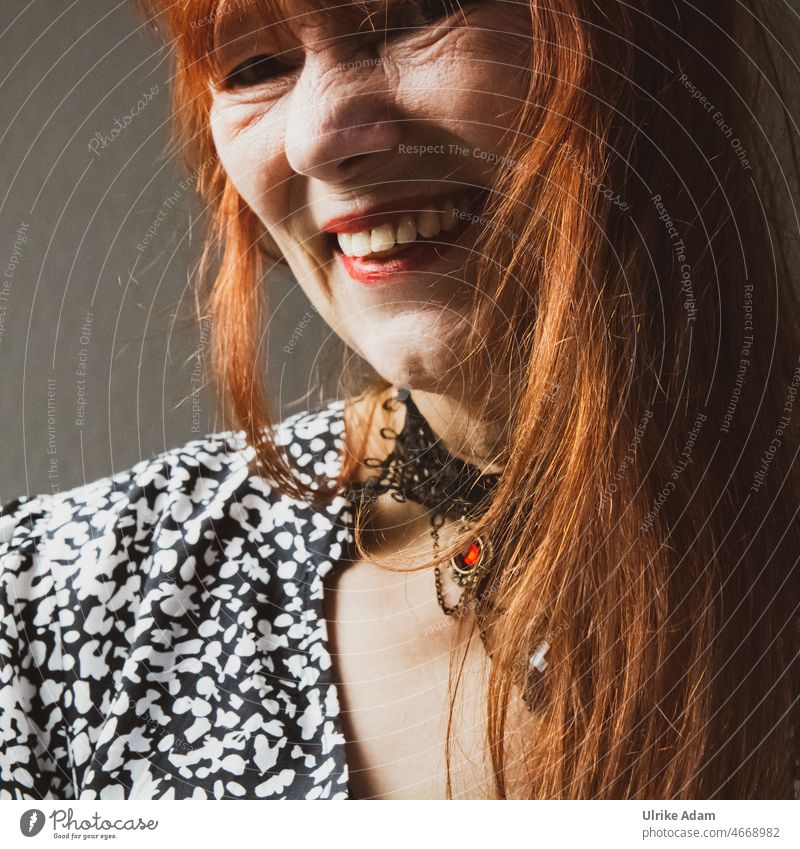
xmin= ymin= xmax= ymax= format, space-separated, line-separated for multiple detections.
xmin=449 ymin=531 xmax=492 ymax=588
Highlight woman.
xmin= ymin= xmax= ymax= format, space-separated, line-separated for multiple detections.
xmin=1 ymin=0 xmax=799 ymax=800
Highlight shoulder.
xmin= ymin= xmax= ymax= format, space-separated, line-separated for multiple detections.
xmin=0 ymin=400 xmax=351 ymax=799
xmin=272 ymin=397 xmax=347 ymax=484
xmin=0 ymin=399 xmax=349 ymax=604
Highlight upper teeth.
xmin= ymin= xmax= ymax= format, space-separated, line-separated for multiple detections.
xmin=336 ymin=199 xmax=461 ymax=258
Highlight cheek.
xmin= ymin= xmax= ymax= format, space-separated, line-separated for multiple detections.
xmin=209 ymin=102 xmax=288 ymax=224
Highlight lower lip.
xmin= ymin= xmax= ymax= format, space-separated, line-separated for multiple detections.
xmin=335 ymin=218 xmax=474 ymax=285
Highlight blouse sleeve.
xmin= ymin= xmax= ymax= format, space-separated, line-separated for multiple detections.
xmin=0 ymin=494 xmax=72 ymax=799
xmin=0 ymin=457 xmax=164 ymax=801
xmin=0 ymin=435 xmax=249 ymax=800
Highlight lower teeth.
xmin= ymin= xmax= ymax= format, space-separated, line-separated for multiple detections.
xmin=367 ymin=243 xmax=408 ymax=258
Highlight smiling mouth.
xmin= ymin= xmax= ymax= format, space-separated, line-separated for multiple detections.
xmin=325 ymin=189 xmax=489 ymax=267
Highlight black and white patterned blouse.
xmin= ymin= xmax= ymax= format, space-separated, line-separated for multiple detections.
xmin=0 ymin=401 xmax=353 ymax=799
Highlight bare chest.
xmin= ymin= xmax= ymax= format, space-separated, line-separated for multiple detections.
xmin=323 ymin=556 xmax=496 ymax=799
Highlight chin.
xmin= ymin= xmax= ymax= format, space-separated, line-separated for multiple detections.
xmin=354 ymin=333 xmax=467 ymax=395
xmin=337 ymin=299 xmax=475 ymax=392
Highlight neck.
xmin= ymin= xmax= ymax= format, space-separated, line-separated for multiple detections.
xmin=349 ymin=384 xmax=510 ymax=489
xmin=408 ymin=388 xmax=509 ymax=475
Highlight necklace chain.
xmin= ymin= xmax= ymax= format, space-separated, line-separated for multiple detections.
xmin=343 ymin=389 xmax=501 ymax=619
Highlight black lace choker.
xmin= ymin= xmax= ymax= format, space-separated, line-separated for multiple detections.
xmin=346 ymin=388 xmax=500 ymax=516
xmin=344 ymin=388 xmax=501 ymax=617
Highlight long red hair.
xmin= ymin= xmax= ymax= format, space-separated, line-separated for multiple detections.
xmin=138 ymin=0 xmax=800 ymax=798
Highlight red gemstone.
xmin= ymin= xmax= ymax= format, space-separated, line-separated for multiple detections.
xmin=463 ymin=542 xmax=481 ymax=567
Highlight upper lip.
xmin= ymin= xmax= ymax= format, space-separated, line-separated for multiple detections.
xmin=319 ymin=190 xmax=481 ymax=234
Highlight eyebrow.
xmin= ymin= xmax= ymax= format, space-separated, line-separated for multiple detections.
xmin=210 ymin=0 xmax=444 ymax=59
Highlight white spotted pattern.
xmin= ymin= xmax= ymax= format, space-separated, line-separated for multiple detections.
xmin=0 ymin=402 xmax=354 ymax=799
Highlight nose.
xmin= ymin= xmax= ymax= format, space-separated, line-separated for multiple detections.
xmin=284 ymin=57 xmax=402 ymax=184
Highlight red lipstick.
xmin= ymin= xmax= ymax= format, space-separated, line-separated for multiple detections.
xmin=321 ymin=193 xmax=463 ymax=234
xmin=324 ymin=189 xmax=486 ymax=285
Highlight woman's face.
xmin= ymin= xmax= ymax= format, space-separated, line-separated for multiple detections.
xmin=209 ymin=0 xmax=531 ymax=393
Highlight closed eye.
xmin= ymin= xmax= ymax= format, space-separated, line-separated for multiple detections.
xmin=220 ymin=0 xmax=480 ymax=89
xmin=223 ymin=54 xmax=295 ymax=89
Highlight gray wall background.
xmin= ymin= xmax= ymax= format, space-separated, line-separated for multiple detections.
xmin=0 ymin=0 xmax=331 ymax=502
